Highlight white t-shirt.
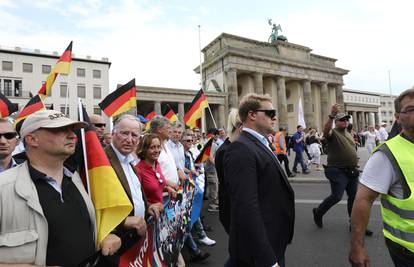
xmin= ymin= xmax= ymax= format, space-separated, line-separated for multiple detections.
xmin=159 ymin=142 xmax=179 ymax=185
xmin=360 ymin=151 xmax=403 ymax=198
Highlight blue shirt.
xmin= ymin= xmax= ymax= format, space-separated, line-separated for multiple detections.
xmin=292 ymin=131 xmax=305 ymax=153
xmin=0 ymin=158 xmax=17 ymax=173
xmin=243 ymin=128 xmax=273 ymax=152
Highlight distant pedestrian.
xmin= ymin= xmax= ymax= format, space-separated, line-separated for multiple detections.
xmin=292 ymin=125 xmax=310 ymax=174
xmin=274 ymin=127 xmax=296 ymax=177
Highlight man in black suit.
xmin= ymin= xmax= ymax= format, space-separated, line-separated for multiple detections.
xmin=224 ymin=93 xmax=295 ymax=267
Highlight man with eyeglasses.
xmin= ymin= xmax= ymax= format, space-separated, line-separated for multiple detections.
xmin=313 ymin=104 xmax=373 ymax=235
xmin=224 ymin=93 xmax=294 ymax=267
xmin=90 ymin=114 xmax=106 ymax=145
xmin=0 ymin=110 xmax=121 ymax=265
xmin=350 ymin=88 xmax=414 ymax=266
xmin=0 ymin=118 xmax=20 ymax=173
xmin=105 ymin=114 xmax=163 ymax=263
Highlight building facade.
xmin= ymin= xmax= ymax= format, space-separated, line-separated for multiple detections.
xmin=0 ymin=45 xmax=110 ymax=119
xmin=196 ymin=33 xmax=349 ymax=133
xmin=379 ymin=94 xmax=396 ymax=129
xmin=343 ymin=88 xmax=381 ymax=132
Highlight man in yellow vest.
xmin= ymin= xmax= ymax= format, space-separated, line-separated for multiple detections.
xmin=350 ymin=88 xmax=414 ymax=266
xmin=274 ymin=127 xmax=295 ymax=177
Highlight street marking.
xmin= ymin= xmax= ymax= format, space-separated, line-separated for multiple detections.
xmin=295 ymin=199 xmax=381 ymax=205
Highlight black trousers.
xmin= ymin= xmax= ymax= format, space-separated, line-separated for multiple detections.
xmin=277 ymin=153 xmax=292 ymax=176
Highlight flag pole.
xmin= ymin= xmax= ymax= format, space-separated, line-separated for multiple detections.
xmin=64 ymin=78 xmax=70 ymax=116
xmin=78 ymin=97 xmax=91 ymax=195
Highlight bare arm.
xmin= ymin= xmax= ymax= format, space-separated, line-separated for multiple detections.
xmin=323 ymin=103 xmax=341 ymax=138
xmin=349 ymin=184 xmax=379 ymax=267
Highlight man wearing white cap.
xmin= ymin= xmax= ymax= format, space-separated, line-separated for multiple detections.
xmin=0 ymin=110 xmax=121 ymax=265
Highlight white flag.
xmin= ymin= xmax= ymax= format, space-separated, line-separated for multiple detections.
xmin=298 ymin=96 xmax=306 ymax=128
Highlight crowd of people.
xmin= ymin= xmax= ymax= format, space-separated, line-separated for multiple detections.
xmin=1 ymin=87 xmax=414 ymax=267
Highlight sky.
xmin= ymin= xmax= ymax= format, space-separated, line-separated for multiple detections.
xmin=1 ymin=0 xmax=413 ymax=95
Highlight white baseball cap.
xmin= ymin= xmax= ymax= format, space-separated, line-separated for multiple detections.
xmin=20 ymin=110 xmax=87 ymax=138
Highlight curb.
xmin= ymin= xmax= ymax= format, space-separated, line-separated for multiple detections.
xmin=288 ymin=177 xmax=328 ymax=184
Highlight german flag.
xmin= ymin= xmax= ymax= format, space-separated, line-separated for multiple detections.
xmin=184 ymin=89 xmax=209 ymax=128
xmin=144 ymin=111 xmax=157 ymax=131
xmin=195 ymin=138 xmax=213 ymax=164
xmin=145 ymin=111 xmax=157 ymax=120
xmin=99 ymin=79 xmax=136 ymax=117
xmin=38 ymin=41 xmax=73 ymax=97
xmin=0 ymin=92 xmax=17 ymax=118
xmin=79 ymin=104 xmax=132 ymax=245
xmin=14 ymin=95 xmax=45 ymax=127
xmin=164 ymin=106 xmax=178 ymax=123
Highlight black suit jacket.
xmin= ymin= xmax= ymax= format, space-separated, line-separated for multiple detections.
xmin=224 ymin=131 xmax=295 ymax=266
xmin=215 ymin=138 xmax=231 ymax=234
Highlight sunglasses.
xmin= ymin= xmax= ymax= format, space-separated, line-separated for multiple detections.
xmin=0 ymin=132 xmax=18 ymax=140
xmin=93 ymin=123 xmax=106 ymax=128
xmin=255 ymin=109 xmax=277 ymax=118
xmin=183 ymin=139 xmax=193 ymax=143
xmin=337 ymin=118 xmax=349 ymax=122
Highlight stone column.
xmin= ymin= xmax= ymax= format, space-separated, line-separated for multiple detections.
xmin=302 ymin=80 xmax=314 ymax=128
xmin=276 ymin=77 xmax=288 ymax=129
xmin=362 ymin=112 xmax=368 ymax=129
xmin=218 ymin=104 xmax=226 ymax=129
xmin=254 ymin=73 xmax=264 ymax=94
xmin=374 ymin=112 xmax=380 ymax=125
xmin=154 ymin=101 xmax=161 ymax=115
xmin=352 ymin=111 xmax=358 ymax=131
xmin=335 ymin=84 xmax=344 ymax=110
xmin=368 ymin=112 xmax=375 ymax=126
xmin=178 ymin=102 xmax=185 ymax=122
xmin=320 ymin=82 xmax=329 ymax=122
xmin=226 ymin=69 xmax=238 ymax=109
xmin=263 ymin=78 xmax=278 ymax=130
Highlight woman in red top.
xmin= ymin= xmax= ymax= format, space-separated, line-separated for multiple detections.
xmin=136 ymin=134 xmax=176 ymax=204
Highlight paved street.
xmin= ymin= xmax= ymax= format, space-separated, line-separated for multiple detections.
xmin=186 ymin=147 xmax=393 ymax=267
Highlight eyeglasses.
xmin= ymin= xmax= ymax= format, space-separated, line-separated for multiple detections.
xmin=255 ymin=109 xmax=277 ymax=119
xmin=93 ymin=123 xmax=106 ymax=128
xmin=0 ymin=132 xmax=17 ymax=140
xmin=183 ymin=139 xmax=193 ymax=143
xmin=400 ymin=107 xmax=414 ymax=114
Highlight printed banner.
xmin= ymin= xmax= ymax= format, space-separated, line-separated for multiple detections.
xmin=119 ymin=179 xmax=195 ymax=267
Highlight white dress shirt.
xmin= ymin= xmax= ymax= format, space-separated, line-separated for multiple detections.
xmin=158 ymin=141 xmax=179 ymax=185
xmin=166 ymin=139 xmax=185 ymax=170
xmin=111 ymin=144 xmax=145 ymax=217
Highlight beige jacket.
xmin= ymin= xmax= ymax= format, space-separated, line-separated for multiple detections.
xmin=0 ymin=161 xmax=96 ymax=265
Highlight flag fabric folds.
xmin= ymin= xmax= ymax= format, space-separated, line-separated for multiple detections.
xmin=144 ymin=111 xmax=157 ymax=131
xmin=184 ymin=89 xmax=208 ymax=128
xmin=164 ymin=106 xmax=178 ymax=123
xmin=99 ymin=79 xmax=137 ymax=117
xmin=38 ymin=41 xmax=73 ymax=96
xmin=79 ymin=104 xmax=133 ymax=245
xmin=0 ymin=92 xmax=18 ymax=118
xmin=195 ymin=138 xmax=213 ymax=164
xmin=14 ymin=95 xmax=45 ymax=126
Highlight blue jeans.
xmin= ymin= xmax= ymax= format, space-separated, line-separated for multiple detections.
xmin=184 ymin=233 xmax=200 ymax=256
xmin=317 ymin=166 xmax=358 ymax=217
xmin=293 ymin=151 xmax=307 ymax=172
xmin=192 ymin=218 xmax=207 ymax=239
